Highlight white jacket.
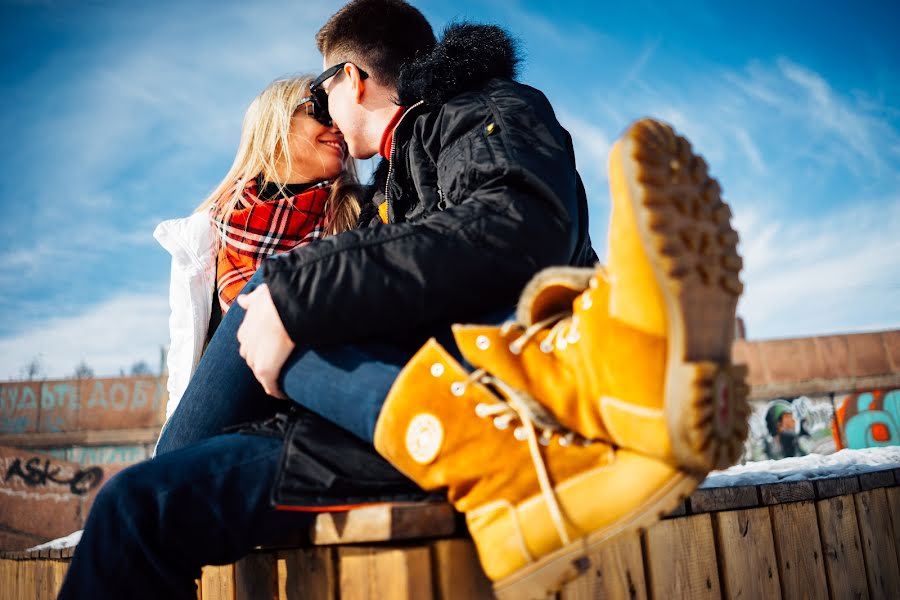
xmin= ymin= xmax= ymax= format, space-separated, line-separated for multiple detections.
xmin=153 ymin=210 xmax=218 ymax=427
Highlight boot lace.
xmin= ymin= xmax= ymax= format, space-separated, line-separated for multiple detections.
xmin=503 ymin=270 xmax=608 ymax=355
xmin=502 ymin=309 xmax=587 ymax=355
xmin=455 ymin=368 xmax=592 ymax=547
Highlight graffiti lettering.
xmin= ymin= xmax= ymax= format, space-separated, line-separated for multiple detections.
xmin=834 ymin=389 xmax=900 ymax=450
xmin=3 ymin=456 xmax=103 ymax=496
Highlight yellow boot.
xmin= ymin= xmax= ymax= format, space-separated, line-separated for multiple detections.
xmin=374 ymin=339 xmax=699 ymax=599
xmin=452 ymin=119 xmax=749 ymax=473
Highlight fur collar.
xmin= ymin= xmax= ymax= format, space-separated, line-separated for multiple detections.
xmin=397 ymin=22 xmax=521 ymax=107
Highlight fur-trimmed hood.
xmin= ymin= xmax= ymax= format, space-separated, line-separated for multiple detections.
xmin=397 ymin=22 xmax=521 ymax=107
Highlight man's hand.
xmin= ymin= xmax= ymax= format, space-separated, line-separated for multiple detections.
xmin=236 ymin=284 xmax=295 ymax=399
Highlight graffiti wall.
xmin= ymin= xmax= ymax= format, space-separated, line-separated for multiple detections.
xmin=0 ymin=375 xmax=165 ymax=550
xmin=0 ymin=446 xmax=102 ymax=550
xmin=740 ymin=388 xmax=899 ymax=463
xmin=0 ymin=375 xmax=166 ymax=434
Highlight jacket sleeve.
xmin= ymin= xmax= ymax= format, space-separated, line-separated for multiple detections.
xmin=262 ymin=87 xmax=586 ymax=347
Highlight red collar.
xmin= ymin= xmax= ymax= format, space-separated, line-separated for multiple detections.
xmin=378 ymin=106 xmax=407 ymax=159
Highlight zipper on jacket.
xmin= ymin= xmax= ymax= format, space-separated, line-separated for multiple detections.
xmin=383 ymin=101 xmax=425 ymax=217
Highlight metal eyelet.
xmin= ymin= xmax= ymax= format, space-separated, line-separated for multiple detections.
xmin=450 ymin=382 xmax=466 ymax=396
xmin=430 ymin=363 xmax=445 ymax=377
xmin=475 ymin=335 xmax=491 ymax=350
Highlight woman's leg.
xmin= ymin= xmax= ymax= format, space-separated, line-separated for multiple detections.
xmin=156 ymin=268 xmax=412 ymax=454
xmin=155 ymin=270 xmax=283 ymax=454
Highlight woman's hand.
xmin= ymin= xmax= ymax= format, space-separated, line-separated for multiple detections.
xmin=236 ymin=284 xmax=295 ymax=399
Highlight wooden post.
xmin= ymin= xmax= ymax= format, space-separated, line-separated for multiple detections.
xmin=200 ymin=564 xmax=235 ymax=600
xmin=277 ymin=547 xmax=336 ymax=600
xmin=644 ymin=513 xmax=721 ymax=599
xmin=338 ymin=546 xmax=433 ymax=600
xmin=235 ymin=552 xmax=278 ymax=600
xmin=769 ymin=500 xmax=829 ymax=599
xmin=854 ymin=488 xmax=900 ymax=598
xmin=431 ymin=539 xmax=494 ymax=600
xmin=560 ymin=529 xmax=647 ymax=600
xmin=816 ymin=494 xmax=869 ymax=600
xmin=713 ymin=508 xmax=781 ymax=599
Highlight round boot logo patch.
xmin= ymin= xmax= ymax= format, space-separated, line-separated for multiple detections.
xmin=406 ymin=413 xmax=444 ymax=464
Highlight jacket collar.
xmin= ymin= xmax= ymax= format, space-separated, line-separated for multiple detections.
xmin=396 ymin=22 xmax=521 ymax=108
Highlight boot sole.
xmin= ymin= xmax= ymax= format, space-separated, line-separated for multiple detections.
xmin=493 ymin=469 xmax=699 ymax=599
xmin=614 ymin=119 xmax=750 ymax=473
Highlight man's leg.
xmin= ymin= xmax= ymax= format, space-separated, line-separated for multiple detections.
xmin=59 ymin=433 xmax=313 ymax=600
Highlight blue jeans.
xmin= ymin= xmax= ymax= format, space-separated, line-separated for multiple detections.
xmin=156 ymin=268 xmax=414 ymax=450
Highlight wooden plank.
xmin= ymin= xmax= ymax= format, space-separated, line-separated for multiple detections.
xmin=34 ymin=560 xmax=52 ymax=600
xmin=854 ymin=489 xmax=900 ymax=599
xmin=277 ymin=547 xmax=336 ymax=600
xmin=713 ymin=508 xmax=780 ymax=599
xmin=644 ymin=513 xmax=720 ymax=599
xmin=339 ymin=546 xmax=434 ymax=600
xmin=431 ymin=539 xmax=494 ymax=600
xmin=769 ymin=501 xmax=829 ymax=599
xmin=560 ymin=530 xmax=647 ymax=600
xmin=312 ymin=502 xmax=456 ymax=545
xmin=759 ymin=481 xmax=815 ymax=505
xmin=234 ymin=553 xmax=277 ymax=600
xmin=689 ymin=485 xmax=758 ymax=513
xmin=0 ymin=427 xmax=161 ymax=448
xmin=0 ymin=559 xmax=17 ymax=600
xmin=816 ymin=495 xmax=869 ymax=600
xmin=815 ymin=476 xmax=860 ymax=500
xmin=201 ymin=564 xmax=235 ymax=600
xmin=858 ymin=469 xmax=896 ymax=491
xmin=20 ymin=560 xmax=37 ymax=600
xmin=886 ymin=486 xmax=900 ymax=561
xmin=52 ymin=561 xmax=69 ymax=600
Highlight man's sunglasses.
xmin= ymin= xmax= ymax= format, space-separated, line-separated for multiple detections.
xmin=303 ymin=62 xmax=369 ymax=126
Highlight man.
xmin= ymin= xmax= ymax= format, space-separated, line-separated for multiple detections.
xmin=60 ymin=1 xmax=747 ymax=598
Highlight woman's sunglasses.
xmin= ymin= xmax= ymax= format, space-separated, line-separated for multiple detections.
xmin=302 ymin=62 xmax=369 ymax=126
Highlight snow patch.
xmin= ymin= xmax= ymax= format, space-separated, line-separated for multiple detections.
xmin=701 ymin=446 xmax=900 ymax=488
xmin=26 ymin=529 xmax=82 ymax=551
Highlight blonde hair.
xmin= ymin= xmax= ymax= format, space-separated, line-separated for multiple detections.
xmin=197 ymin=75 xmax=361 ymax=235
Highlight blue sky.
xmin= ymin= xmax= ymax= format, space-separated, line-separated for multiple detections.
xmin=1 ymin=0 xmax=898 ymax=378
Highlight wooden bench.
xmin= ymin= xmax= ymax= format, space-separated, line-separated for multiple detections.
xmin=2 ymin=468 xmax=898 ymax=599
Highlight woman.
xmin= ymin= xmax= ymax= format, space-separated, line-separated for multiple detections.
xmin=154 ymin=75 xmax=361 ymax=431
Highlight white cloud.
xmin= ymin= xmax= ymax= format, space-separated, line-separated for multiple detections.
xmin=0 ymin=288 xmax=170 ymax=380
xmin=735 ymin=197 xmax=900 ymax=338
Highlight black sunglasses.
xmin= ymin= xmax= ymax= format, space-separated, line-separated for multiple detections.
xmin=304 ymin=62 xmax=369 ymax=126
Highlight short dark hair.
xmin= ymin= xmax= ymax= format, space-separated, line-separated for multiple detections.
xmin=316 ymin=0 xmax=436 ymax=88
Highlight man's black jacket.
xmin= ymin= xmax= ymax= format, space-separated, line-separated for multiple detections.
xmin=255 ymin=23 xmax=598 ymax=510
xmin=262 ymin=23 xmax=597 ymax=347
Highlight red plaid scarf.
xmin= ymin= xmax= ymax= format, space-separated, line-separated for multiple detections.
xmin=212 ymin=179 xmax=329 ymax=313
